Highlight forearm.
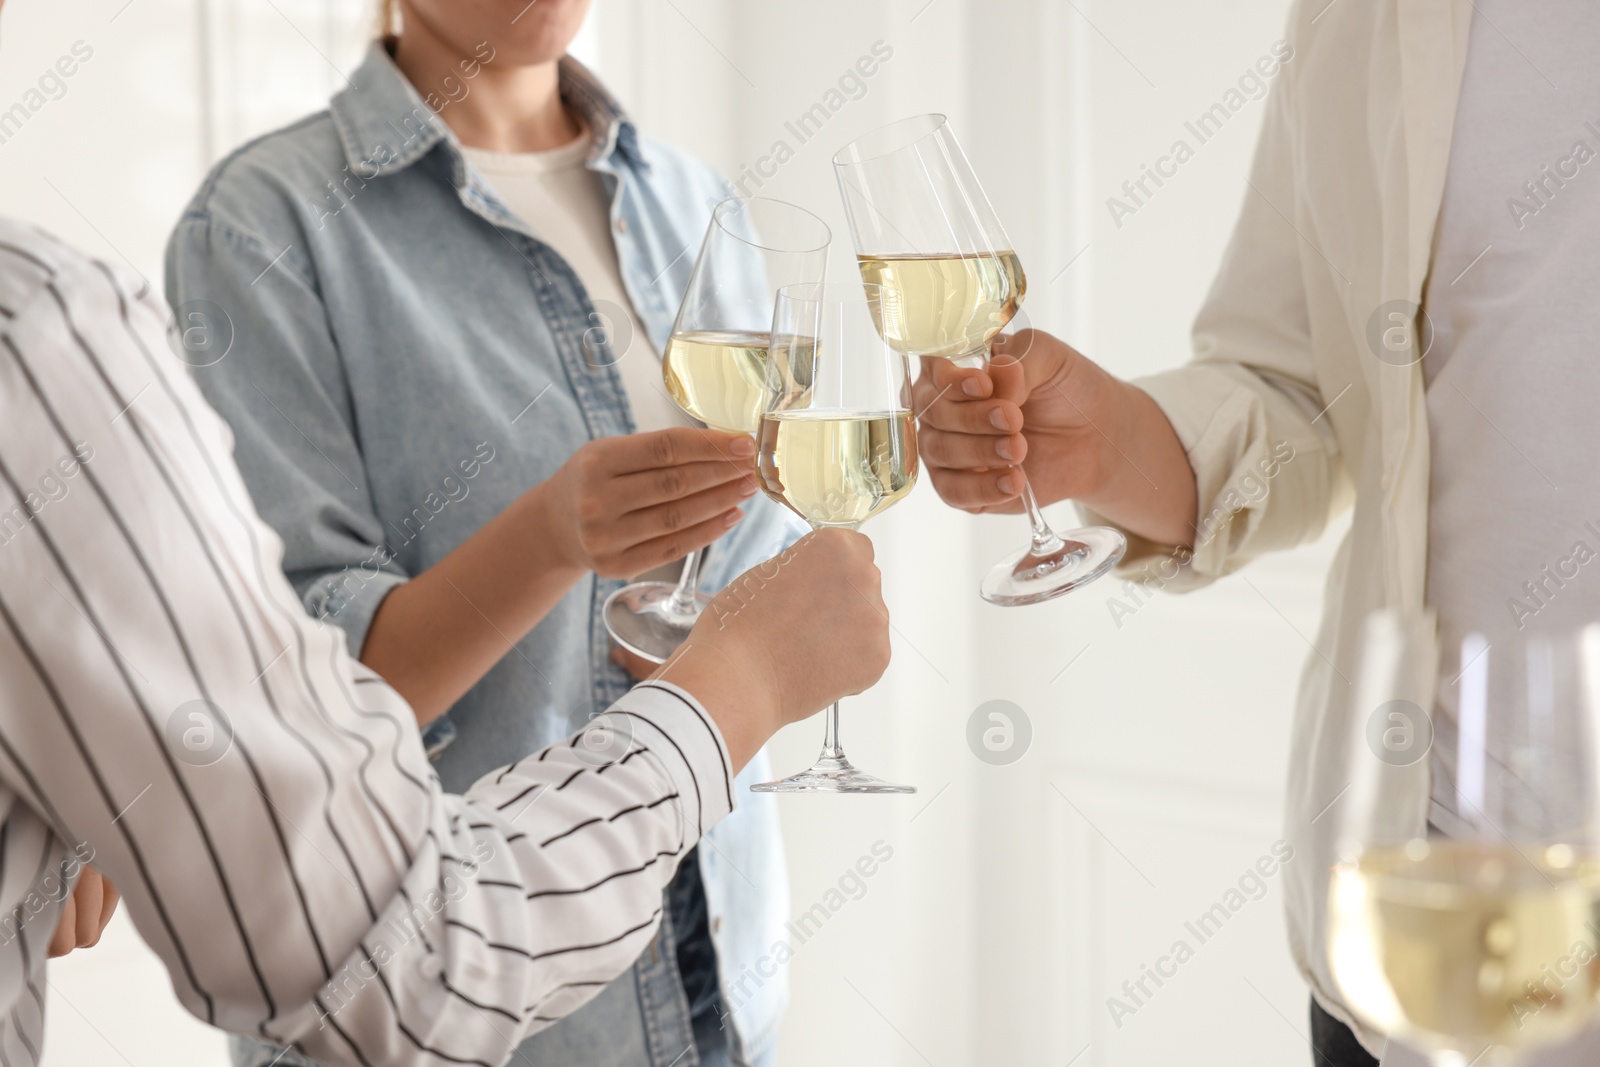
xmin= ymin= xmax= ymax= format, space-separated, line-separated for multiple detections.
xmin=361 ymin=480 xmax=584 ymax=723
xmin=265 ymin=683 xmax=734 ymax=1063
xmin=655 ymin=639 xmax=780 ymax=775
xmin=1072 ymin=379 xmax=1200 ymax=549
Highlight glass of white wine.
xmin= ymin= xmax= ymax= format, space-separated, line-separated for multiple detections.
xmin=750 ymin=281 xmax=917 ymax=794
xmin=834 ymin=114 xmax=1126 ymax=606
xmin=603 ymin=197 xmax=830 ymax=664
xmin=1331 ymin=611 xmax=1600 ymax=1066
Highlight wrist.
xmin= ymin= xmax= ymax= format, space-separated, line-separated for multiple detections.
xmin=658 ymin=629 xmax=782 ymax=775
xmin=1078 ymin=379 xmax=1198 ymax=548
xmin=521 ymin=475 xmax=588 ymax=578
xmin=1083 ymin=375 xmax=1145 ymax=500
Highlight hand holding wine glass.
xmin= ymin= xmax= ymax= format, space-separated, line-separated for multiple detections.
xmin=362 ymin=423 xmax=761 ymax=719
xmin=911 ymin=329 xmax=1200 ymax=549
xmin=604 ymin=197 xmax=830 ymax=665
xmin=660 ymin=527 xmax=891 ymax=772
xmin=912 ymin=330 xmax=1107 ymax=514
xmin=833 ymin=113 xmax=1127 ymax=605
xmin=545 ymin=426 xmax=758 ymax=579
xmin=750 ymin=281 xmax=919 ymax=794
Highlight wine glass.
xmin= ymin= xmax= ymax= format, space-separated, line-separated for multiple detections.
xmin=603 ymin=197 xmax=830 ymax=664
xmin=833 ymin=113 xmax=1126 ymax=606
xmin=1330 ymin=611 xmax=1600 ymax=1066
xmin=750 ymin=281 xmax=917 ymax=794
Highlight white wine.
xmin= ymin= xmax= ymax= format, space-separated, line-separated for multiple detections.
xmin=858 ymin=250 xmax=1026 ymax=360
xmin=757 ymin=410 xmax=917 ymax=528
xmin=661 ymin=330 xmax=775 ymax=433
xmin=1329 ymin=840 xmax=1600 ymax=1056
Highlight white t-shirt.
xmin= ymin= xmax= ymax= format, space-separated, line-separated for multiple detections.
xmin=1421 ymin=0 xmax=1600 ymax=832
xmin=462 ymin=133 xmax=693 ymax=434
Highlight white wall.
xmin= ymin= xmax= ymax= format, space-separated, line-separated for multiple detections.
xmin=6 ymin=1 xmax=1345 ymax=1065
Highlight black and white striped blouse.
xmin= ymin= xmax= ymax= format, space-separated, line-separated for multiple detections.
xmin=0 ymin=217 xmax=734 ymax=1067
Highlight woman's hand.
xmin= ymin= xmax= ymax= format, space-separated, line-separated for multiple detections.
xmin=542 ymin=427 xmax=759 ymax=580
xmin=660 ymin=528 xmax=892 ymax=772
xmin=362 ymin=426 xmax=763 ymax=724
xmin=48 ymin=865 xmax=119 ymax=958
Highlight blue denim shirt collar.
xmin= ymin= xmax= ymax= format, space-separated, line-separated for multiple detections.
xmin=329 ymin=41 xmax=648 ymax=183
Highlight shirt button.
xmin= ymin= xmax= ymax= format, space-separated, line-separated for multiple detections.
xmin=1381 ymin=468 xmax=1393 ymax=491
xmin=615 ymin=216 xmax=628 ymax=234
xmin=712 ymin=915 xmax=724 ymax=936
xmin=418 ymin=954 xmax=444 ymax=981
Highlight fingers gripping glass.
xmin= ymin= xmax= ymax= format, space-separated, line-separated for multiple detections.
xmin=833 ymin=114 xmax=1126 ymax=606
xmin=603 ymin=198 xmax=831 ymax=664
xmin=1331 ymin=614 xmax=1600 ymax=1066
xmin=750 ymin=282 xmax=917 ymax=794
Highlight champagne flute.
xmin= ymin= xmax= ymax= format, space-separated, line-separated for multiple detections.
xmin=1330 ymin=612 xmax=1600 ymax=1065
xmin=750 ymin=281 xmax=917 ymax=794
xmin=833 ymin=114 xmax=1126 ymax=606
xmin=603 ymin=197 xmax=830 ymax=664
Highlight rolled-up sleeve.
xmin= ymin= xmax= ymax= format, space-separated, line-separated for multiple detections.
xmin=166 ymin=212 xmax=405 ymax=652
xmin=1082 ymin=52 xmax=1346 ymax=591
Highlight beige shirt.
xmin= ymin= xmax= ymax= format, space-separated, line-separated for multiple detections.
xmin=1085 ymin=0 xmax=1475 ymax=1055
xmin=463 ymin=135 xmax=693 ymax=435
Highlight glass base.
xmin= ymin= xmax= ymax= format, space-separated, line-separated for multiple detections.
xmin=602 ymin=581 xmax=711 ymax=665
xmin=981 ymin=524 xmax=1127 ymax=607
xmin=750 ymin=753 xmax=915 ymax=794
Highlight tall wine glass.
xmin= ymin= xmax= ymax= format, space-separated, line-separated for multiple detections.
xmin=750 ymin=282 xmax=917 ymax=794
xmin=834 ymin=114 xmax=1126 ymax=606
xmin=1330 ymin=611 xmax=1600 ymax=1066
xmin=604 ymin=197 xmax=830 ymax=664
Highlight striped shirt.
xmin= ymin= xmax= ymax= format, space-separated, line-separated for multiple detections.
xmin=0 ymin=217 xmax=734 ymax=1066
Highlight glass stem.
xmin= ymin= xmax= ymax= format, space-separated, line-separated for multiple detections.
xmin=819 ymin=701 xmax=843 ymax=760
xmin=956 ymin=347 xmax=1067 ymax=557
xmin=665 ymin=548 xmax=703 ymax=616
xmin=1016 ymin=469 xmax=1065 ymax=555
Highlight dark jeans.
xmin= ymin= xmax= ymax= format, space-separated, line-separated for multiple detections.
xmin=667 ymin=846 xmax=731 ymax=1063
xmin=1312 ymin=998 xmax=1379 ymax=1067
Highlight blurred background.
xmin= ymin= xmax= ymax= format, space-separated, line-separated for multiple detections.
xmin=1 ymin=0 xmax=1348 ymax=1063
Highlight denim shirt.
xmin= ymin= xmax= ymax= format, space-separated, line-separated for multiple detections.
xmin=166 ymin=43 xmax=802 ymax=1065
